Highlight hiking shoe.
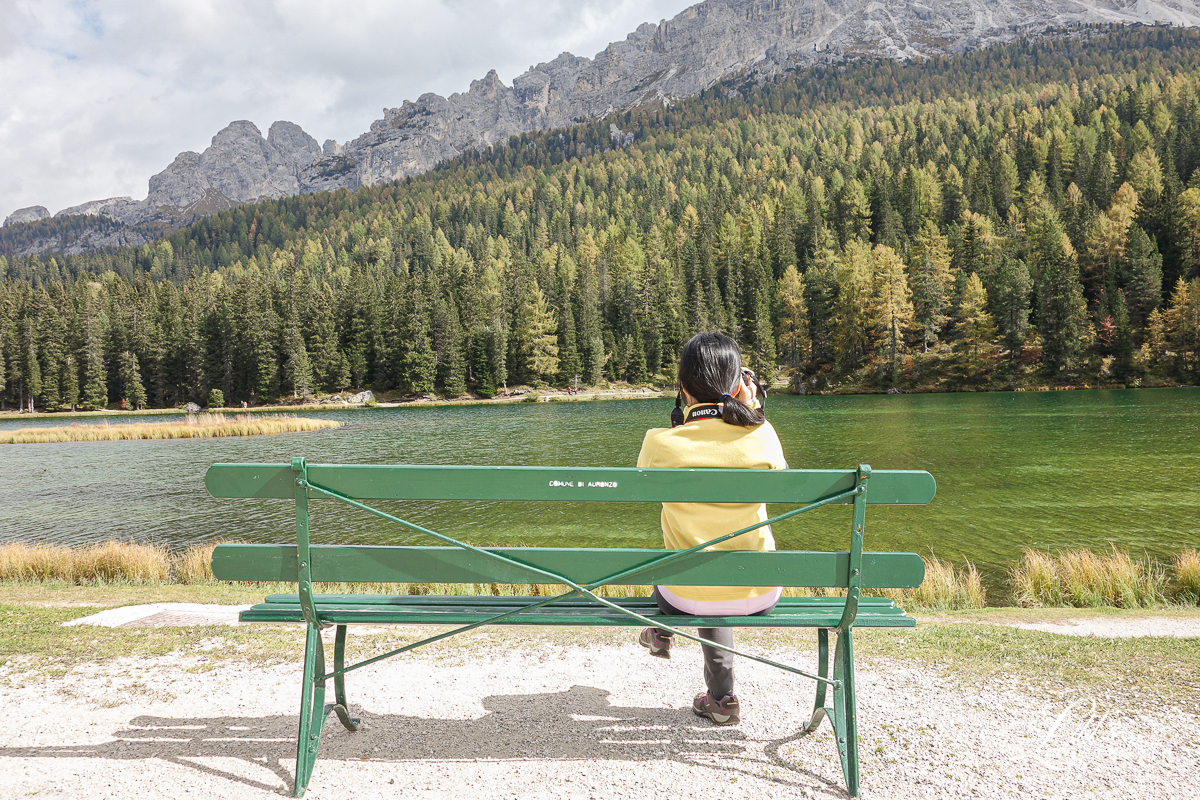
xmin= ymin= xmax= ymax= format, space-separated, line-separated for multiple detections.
xmin=693 ymin=692 xmax=740 ymax=725
xmin=639 ymin=627 xmax=672 ymax=659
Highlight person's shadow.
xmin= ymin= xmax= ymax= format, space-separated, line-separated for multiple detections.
xmin=3 ymin=685 xmax=841 ymax=795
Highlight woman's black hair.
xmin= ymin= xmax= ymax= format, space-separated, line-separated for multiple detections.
xmin=677 ymin=332 xmax=765 ymax=427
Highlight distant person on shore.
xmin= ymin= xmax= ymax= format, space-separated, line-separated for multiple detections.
xmin=635 ymin=331 xmax=785 ymax=726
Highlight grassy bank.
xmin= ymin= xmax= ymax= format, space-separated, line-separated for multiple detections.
xmin=0 ymin=385 xmax=671 ymax=420
xmin=3 ymin=541 xmax=1197 ymax=611
xmin=2 ymin=582 xmax=1198 ymax=705
xmin=0 ymin=412 xmax=341 ymax=443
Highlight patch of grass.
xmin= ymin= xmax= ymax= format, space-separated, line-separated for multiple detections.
xmin=1009 ymin=546 xmax=1170 ymax=608
xmin=0 ymin=412 xmax=341 ymax=443
xmin=3 ymin=584 xmax=1199 ymax=707
xmin=0 ymin=602 xmax=306 ymax=672
xmin=1173 ymin=549 xmax=1200 ymax=604
xmin=847 ymin=620 xmax=1200 ymax=705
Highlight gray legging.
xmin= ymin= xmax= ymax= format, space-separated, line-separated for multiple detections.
xmin=651 ymin=587 xmax=778 ymax=699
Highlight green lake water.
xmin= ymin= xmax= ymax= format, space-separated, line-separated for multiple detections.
xmin=1 ymin=388 xmax=1198 ymax=585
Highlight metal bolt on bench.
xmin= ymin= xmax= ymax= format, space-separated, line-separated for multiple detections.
xmin=206 ymin=459 xmax=936 ymax=798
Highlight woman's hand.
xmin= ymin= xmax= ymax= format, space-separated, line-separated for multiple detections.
xmin=735 ymin=369 xmax=758 ymax=404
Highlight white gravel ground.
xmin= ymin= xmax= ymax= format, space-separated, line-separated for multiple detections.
xmin=4 ymin=615 xmax=1198 ymax=800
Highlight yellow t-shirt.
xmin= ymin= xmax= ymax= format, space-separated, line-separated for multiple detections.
xmin=636 ymin=406 xmax=788 ymax=602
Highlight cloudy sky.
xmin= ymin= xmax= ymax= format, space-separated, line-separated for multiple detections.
xmin=0 ymin=0 xmax=696 ymax=223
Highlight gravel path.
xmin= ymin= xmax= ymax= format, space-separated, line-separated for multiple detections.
xmin=4 ymin=620 xmax=1198 ymax=799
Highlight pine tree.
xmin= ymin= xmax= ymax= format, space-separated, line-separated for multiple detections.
xmin=21 ymin=317 xmax=41 ymax=412
xmin=1124 ymin=226 xmax=1163 ymax=329
xmin=432 ymin=287 xmax=468 ymax=398
xmin=555 ymin=293 xmax=581 ymax=388
xmin=775 ymin=265 xmax=808 ymax=372
xmin=477 ymin=263 xmax=509 ymax=395
xmin=956 ymin=273 xmax=997 ymax=359
xmin=62 ymin=354 xmax=79 ymax=411
xmin=1082 ymin=183 xmax=1139 ymax=301
xmin=749 ymin=281 xmax=776 ymax=380
xmin=831 ymin=240 xmax=874 ymax=374
xmin=804 ymin=231 xmax=839 ymax=367
xmin=574 ymin=234 xmax=604 ymax=387
xmin=1110 ymin=290 xmax=1135 ymax=382
xmin=202 ymin=275 xmax=235 ymax=404
xmin=1164 ymin=277 xmax=1200 ymax=381
xmin=837 ymin=178 xmax=872 ymax=245
xmin=35 ymin=290 xmax=66 ymax=410
xmin=282 ymin=313 xmax=314 ymax=399
xmin=1037 ymin=227 xmax=1090 ymax=377
xmin=871 ymin=244 xmax=914 ymax=370
xmin=118 ymin=350 xmax=148 ymax=410
xmin=908 ymin=220 xmax=954 ymax=351
xmin=78 ymin=283 xmax=108 ymax=411
xmin=625 ymin=323 xmax=649 ymax=384
xmin=992 ymin=256 xmax=1033 ymax=357
xmin=516 ymin=284 xmax=559 ymax=385
xmin=399 ymin=282 xmax=437 ymax=395
xmin=250 ymin=283 xmax=280 ymax=401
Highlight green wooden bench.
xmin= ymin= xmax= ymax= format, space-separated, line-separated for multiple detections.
xmin=206 ymin=459 xmax=935 ymax=798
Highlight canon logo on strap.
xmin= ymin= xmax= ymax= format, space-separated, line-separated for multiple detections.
xmin=683 ymin=404 xmax=722 ymax=424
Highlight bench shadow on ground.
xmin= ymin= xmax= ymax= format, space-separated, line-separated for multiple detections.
xmin=2 ymin=685 xmax=844 ymax=797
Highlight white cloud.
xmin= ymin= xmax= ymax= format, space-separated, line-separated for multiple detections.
xmin=0 ymin=0 xmax=694 ymax=222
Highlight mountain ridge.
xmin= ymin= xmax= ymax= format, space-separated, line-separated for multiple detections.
xmin=7 ymin=0 xmax=1200 ymax=252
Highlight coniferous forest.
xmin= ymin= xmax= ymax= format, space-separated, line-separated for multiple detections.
xmin=3 ymin=25 xmax=1200 ymax=411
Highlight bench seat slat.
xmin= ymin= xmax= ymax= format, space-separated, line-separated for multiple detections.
xmin=238 ymin=595 xmax=916 ymax=628
xmin=212 ymin=544 xmax=926 ymax=589
xmin=261 ymin=593 xmax=907 ymax=608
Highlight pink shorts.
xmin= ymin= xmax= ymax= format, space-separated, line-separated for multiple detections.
xmin=657 ymin=585 xmax=782 ymax=616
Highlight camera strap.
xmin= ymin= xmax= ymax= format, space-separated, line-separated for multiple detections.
xmin=682 ymin=403 xmax=722 ymax=424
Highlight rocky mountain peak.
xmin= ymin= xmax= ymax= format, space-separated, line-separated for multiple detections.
xmin=3 ymin=205 xmax=50 ymax=227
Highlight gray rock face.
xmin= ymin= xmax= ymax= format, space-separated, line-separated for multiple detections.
xmin=3 ymin=205 xmax=50 ymax=226
xmin=307 ymin=0 xmax=1200 ymax=192
xmin=143 ymin=120 xmax=321 ymax=217
xmin=17 ymin=0 xmax=1200 ymax=243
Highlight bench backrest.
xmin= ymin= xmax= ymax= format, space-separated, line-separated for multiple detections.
xmin=205 ymin=463 xmax=934 ymax=505
xmin=206 ymin=462 xmax=935 ymax=591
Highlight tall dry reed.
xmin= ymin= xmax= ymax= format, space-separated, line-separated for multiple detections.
xmin=785 ymin=555 xmax=987 ymax=610
xmin=4 ymin=541 xmax=1197 ymax=609
xmin=170 ymin=542 xmax=219 ymax=585
xmin=1010 ymin=545 xmax=1169 ymax=608
xmin=0 ymin=413 xmax=341 ymax=444
xmin=0 ymin=540 xmax=170 ymax=584
xmin=882 ymin=556 xmax=987 ymax=610
xmin=1173 ymin=550 xmax=1200 ymax=604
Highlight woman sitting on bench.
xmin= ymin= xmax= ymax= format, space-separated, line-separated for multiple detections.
xmin=636 ymin=331 xmax=788 ymax=726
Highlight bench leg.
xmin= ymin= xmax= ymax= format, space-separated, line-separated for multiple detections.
xmin=832 ymin=627 xmax=861 ymax=799
xmin=294 ymin=624 xmax=329 ymax=798
xmin=804 ymin=627 xmax=831 ymax=733
xmin=331 ymin=624 xmax=360 ymax=732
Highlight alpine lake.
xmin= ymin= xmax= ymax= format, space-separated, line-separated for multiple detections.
xmin=2 ymin=387 xmax=1198 ymax=592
